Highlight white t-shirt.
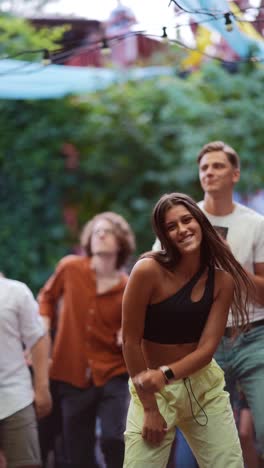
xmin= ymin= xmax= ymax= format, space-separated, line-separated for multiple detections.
xmin=198 ymin=201 xmax=264 ymax=324
xmin=0 ymin=278 xmax=45 ymax=419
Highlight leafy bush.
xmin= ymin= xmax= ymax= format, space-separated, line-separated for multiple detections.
xmin=1 ymin=62 xmax=264 ymax=291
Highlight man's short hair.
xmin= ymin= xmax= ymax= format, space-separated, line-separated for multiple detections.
xmin=197 ymin=141 xmax=240 ymax=169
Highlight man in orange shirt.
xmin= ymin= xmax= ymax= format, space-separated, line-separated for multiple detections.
xmin=38 ymin=211 xmax=135 ymax=468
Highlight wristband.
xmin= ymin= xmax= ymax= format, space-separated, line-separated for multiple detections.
xmin=159 ymin=366 xmax=175 ymax=384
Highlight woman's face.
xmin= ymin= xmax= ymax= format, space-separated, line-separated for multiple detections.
xmin=164 ymin=204 xmax=202 ymax=256
xmin=90 ymin=218 xmax=119 ymax=257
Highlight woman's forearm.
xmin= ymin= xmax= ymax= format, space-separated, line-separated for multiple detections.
xmin=122 ymin=341 xmax=147 ymax=377
xmin=168 ymin=346 xmax=212 ymax=381
xmin=122 ymin=341 xmax=159 ymax=410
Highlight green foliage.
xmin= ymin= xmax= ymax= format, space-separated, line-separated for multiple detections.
xmin=0 ymin=14 xmax=66 ymax=58
xmin=76 ymin=63 xmax=264 ymax=255
xmin=1 ymin=61 xmax=264 ymax=292
xmin=0 ymin=99 xmax=85 ymax=290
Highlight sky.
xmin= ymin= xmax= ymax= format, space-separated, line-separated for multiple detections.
xmin=41 ymin=0 xmax=261 ymax=40
xmin=42 ymin=0 xmax=261 ymax=22
xmin=43 ymin=0 xmax=178 ymax=35
xmin=44 ymin=0 xmax=173 ymax=22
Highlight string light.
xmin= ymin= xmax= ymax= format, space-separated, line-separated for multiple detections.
xmin=101 ymin=38 xmax=111 ymax=56
xmin=2 ymin=5 xmax=264 ymax=64
xmin=1 ymin=7 xmax=264 ymax=76
xmin=169 ymin=0 xmax=224 ymax=18
xmin=42 ymin=49 xmax=51 ymax=65
xmin=161 ymin=26 xmax=168 ymax=43
xmin=224 ymin=12 xmax=233 ymax=32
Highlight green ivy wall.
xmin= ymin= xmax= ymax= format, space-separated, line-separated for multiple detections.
xmin=1 ymin=62 xmax=264 ymax=292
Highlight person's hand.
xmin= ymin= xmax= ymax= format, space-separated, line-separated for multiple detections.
xmin=142 ymin=408 xmax=168 ymax=445
xmin=34 ymin=386 xmax=52 ymax=419
xmin=133 ymin=369 xmax=166 ymax=393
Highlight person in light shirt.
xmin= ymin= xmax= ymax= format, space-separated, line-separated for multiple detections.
xmin=0 ymin=273 xmax=51 ymax=468
xmin=197 ymin=140 xmax=264 ymax=465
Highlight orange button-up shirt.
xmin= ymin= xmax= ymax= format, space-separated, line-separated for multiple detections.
xmin=38 ymin=255 xmax=128 ymax=388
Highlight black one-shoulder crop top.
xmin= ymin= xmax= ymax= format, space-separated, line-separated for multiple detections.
xmin=143 ymin=265 xmax=215 ymax=344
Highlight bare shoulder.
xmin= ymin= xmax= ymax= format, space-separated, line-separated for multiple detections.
xmin=123 ymin=258 xmax=160 ymax=306
xmin=132 ymin=257 xmax=160 ymax=274
xmin=214 ymin=269 xmax=235 ymax=294
xmin=129 ymin=257 xmax=161 ymax=285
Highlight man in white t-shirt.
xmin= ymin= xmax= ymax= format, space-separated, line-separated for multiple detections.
xmin=197 ymin=140 xmax=264 ymax=462
xmin=0 ymin=275 xmax=52 ymax=468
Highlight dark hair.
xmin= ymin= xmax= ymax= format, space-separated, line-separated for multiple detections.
xmin=80 ymin=211 xmax=135 ymax=269
xmin=197 ymin=141 xmax=240 ymax=169
xmin=142 ymin=193 xmax=253 ymax=331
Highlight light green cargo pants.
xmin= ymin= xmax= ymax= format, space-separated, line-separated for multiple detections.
xmin=124 ymin=360 xmax=243 ymax=468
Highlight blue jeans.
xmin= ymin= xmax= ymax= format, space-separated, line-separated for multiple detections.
xmin=215 ymin=324 xmax=264 ymax=456
xmin=174 ymin=428 xmax=198 ymax=468
xmin=57 ymin=373 xmax=129 ymax=468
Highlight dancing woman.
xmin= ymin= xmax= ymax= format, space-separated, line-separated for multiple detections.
xmin=122 ymin=193 xmax=254 ymax=468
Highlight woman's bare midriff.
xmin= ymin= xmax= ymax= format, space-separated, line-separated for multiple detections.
xmin=142 ymin=339 xmax=198 ymax=369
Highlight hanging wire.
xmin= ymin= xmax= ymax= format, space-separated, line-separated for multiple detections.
xmin=2 ymin=2 xmax=264 ymax=64
xmin=147 ymin=34 xmax=262 ymax=64
xmin=0 ymin=7 xmax=264 ymax=75
xmin=169 ymin=1 xmax=264 ymax=17
xmin=169 ymin=0 xmax=226 ymax=17
xmin=51 ymin=33 xmax=133 ymax=64
xmin=0 ymin=48 xmax=46 ymax=60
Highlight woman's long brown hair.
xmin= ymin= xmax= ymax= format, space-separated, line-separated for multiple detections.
xmin=142 ymin=193 xmax=255 ymax=333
